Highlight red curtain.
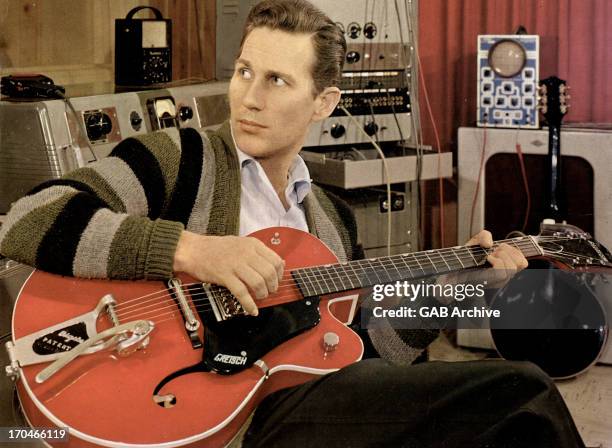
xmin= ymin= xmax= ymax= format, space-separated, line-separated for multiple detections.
xmin=417 ymin=0 xmax=612 ymax=246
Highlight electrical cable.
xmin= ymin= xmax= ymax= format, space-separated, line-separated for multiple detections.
xmin=405 ymin=0 xmax=444 ymax=247
xmin=386 ymin=88 xmax=404 ymax=143
xmin=367 ymin=100 xmax=380 ymax=145
xmin=397 ymin=0 xmax=424 ymax=249
xmin=515 ymin=140 xmax=531 ymax=232
xmin=350 ymin=147 xmax=368 ymax=160
xmin=415 ymin=40 xmax=445 ymax=247
xmin=406 ymin=0 xmax=427 ymax=244
xmin=340 ymin=105 xmax=392 ymax=256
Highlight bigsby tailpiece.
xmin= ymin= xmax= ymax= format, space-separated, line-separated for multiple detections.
xmin=5 ymin=294 xmax=154 ymax=382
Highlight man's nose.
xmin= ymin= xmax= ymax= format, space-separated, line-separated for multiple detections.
xmin=242 ymin=80 xmax=265 ymax=111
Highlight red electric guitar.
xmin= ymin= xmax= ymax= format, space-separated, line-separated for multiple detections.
xmin=6 ymin=225 xmax=611 ymax=447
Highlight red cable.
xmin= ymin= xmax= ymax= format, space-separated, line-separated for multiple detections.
xmin=416 ymin=50 xmax=445 ymax=247
xmin=515 ymin=142 xmax=531 ymax=232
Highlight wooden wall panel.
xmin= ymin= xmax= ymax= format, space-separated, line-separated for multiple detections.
xmin=0 ymin=0 xmax=215 ymax=86
xmin=149 ymin=0 xmax=216 ymax=82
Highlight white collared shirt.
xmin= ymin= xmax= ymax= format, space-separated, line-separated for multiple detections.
xmin=232 ymin=130 xmax=312 ymax=237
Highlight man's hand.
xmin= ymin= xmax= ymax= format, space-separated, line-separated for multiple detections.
xmin=173 ymin=231 xmax=285 ymax=316
xmin=466 ymin=230 xmax=528 ymax=285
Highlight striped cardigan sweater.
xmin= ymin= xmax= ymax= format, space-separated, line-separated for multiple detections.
xmin=0 ymin=121 xmax=361 ymax=279
xmin=0 ymin=121 xmax=437 ymax=364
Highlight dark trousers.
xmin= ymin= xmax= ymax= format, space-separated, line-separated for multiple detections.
xmin=243 ymin=359 xmax=584 ymax=448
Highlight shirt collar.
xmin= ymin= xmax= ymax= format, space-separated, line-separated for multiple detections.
xmin=230 ymin=123 xmax=312 ymax=203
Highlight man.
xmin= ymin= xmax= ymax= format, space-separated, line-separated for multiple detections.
xmin=0 ymin=1 xmax=584 ymax=446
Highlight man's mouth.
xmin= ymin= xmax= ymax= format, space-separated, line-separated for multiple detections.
xmin=238 ymin=119 xmax=267 ymax=129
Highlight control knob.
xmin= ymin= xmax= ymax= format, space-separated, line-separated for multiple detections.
xmin=330 ymin=123 xmax=346 ymax=139
xmin=323 ymin=332 xmax=340 ymax=352
xmin=85 ymin=112 xmax=112 ymax=142
xmin=347 ymin=22 xmax=361 ymax=39
xmin=179 ymin=105 xmax=194 ymax=121
xmin=364 ymin=22 xmax=377 ymax=39
xmin=130 ymin=111 xmax=143 ymax=131
xmin=364 ymin=121 xmax=379 ymax=136
xmin=346 ymin=51 xmax=360 ymax=64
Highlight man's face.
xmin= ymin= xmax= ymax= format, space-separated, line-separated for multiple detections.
xmin=229 ymin=27 xmax=321 ymax=161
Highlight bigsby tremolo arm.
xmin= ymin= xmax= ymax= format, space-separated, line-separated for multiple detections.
xmin=35 ymin=319 xmax=154 ymax=383
xmin=5 ymin=294 xmax=154 ymax=382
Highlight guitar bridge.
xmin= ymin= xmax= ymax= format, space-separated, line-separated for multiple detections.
xmin=203 ymin=284 xmax=249 ymax=322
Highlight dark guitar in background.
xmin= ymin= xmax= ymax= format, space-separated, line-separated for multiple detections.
xmin=487 ymin=78 xmax=610 ymax=379
xmin=484 ymin=76 xmax=593 ymax=240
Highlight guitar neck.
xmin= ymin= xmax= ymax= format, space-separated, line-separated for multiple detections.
xmin=547 ymin=123 xmax=563 ymax=221
xmin=292 ymin=237 xmax=542 ymax=297
xmin=540 ymin=75 xmax=569 ymax=222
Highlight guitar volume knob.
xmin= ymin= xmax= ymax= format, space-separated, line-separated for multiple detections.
xmin=323 ymin=332 xmax=340 ymax=352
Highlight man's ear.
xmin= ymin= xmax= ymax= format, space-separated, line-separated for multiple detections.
xmin=312 ymin=86 xmax=341 ymax=122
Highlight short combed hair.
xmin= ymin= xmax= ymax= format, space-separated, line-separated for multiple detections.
xmin=239 ymin=0 xmax=347 ymax=95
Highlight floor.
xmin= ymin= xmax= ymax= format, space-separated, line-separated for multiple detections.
xmin=429 ymin=332 xmax=612 ymax=448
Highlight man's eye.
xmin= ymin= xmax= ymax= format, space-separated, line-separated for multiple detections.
xmin=271 ymin=76 xmax=286 ymax=87
xmin=239 ymin=68 xmax=252 ymax=80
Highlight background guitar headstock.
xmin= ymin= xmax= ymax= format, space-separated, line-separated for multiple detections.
xmin=538 ymin=76 xmax=570 ymax=126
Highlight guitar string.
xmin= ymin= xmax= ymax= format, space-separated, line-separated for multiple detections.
xmin=115 ymin=287 xmax=301 ymax=321
xmin=110 ymin=236 xmax=589 ymax=321
xmin=140 ymin=258 xmax=584 ymax=325
xmin=114 ymin=247 xmax=522 ymax=320
xmin=116 ymin=250 xmax=592 ymax=324
xmin=114 ymin=247 xmax=545 ymax=324
xmin=115 ymin=257 xmax=602 ymax=323
xmin=113 ymin=241 xmax=542 ymax=320
xmin=111 ymin=239 xmax=549 ymax=321
xmin=113 ymin=239 xmax=548 ymax=322
xmin=111 ymin=237 xmax=542 ymax=313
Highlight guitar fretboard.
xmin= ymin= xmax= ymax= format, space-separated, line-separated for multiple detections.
xmin=291 ymin=237 xmax=542 ymax=297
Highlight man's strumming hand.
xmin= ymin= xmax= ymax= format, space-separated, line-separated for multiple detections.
xmin=173 ymin=231 xmax=285 ymax=316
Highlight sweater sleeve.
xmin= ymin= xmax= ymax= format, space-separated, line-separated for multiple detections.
xmin=0 ymin=128 xmax=201 ymax=280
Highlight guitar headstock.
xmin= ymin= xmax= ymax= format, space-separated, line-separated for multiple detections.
xmin=534 ymin=223 xmax=612 ymax=269
xmin=538 ymin=76 xmax=570 ymax=126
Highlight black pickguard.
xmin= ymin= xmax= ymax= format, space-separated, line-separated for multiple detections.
xmin=197 ymin=296 xmax=321 ymax=374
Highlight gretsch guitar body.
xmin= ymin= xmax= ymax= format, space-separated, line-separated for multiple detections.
xmin=10 ymin=228 xmax=364 ymax=447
